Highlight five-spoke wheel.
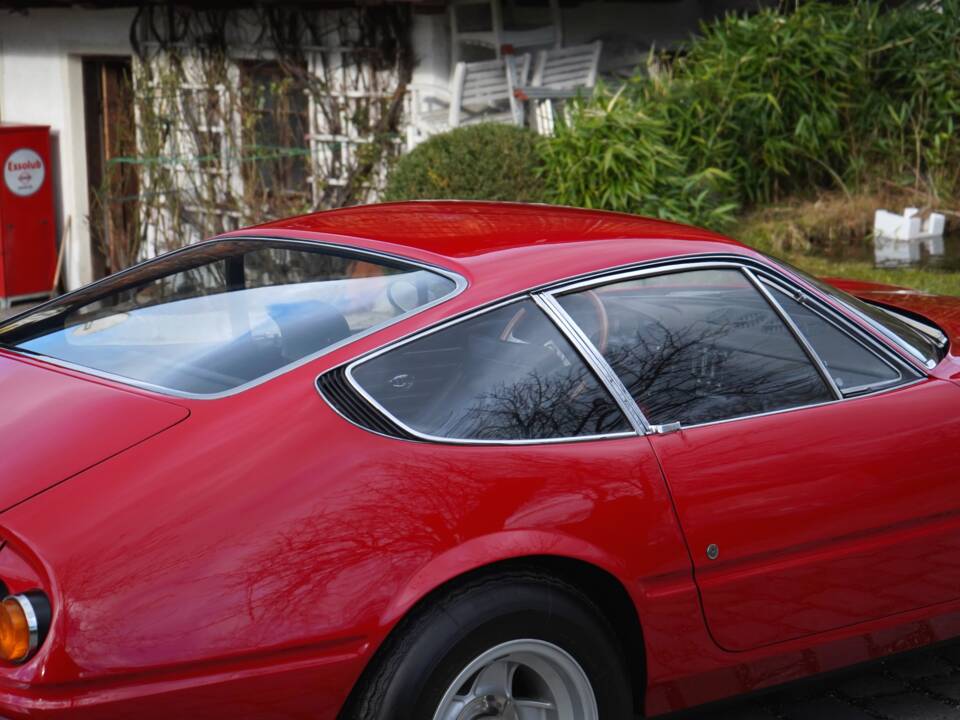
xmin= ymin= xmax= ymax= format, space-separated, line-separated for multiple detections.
xmin=347 ymin=570 xmax=634 ymax=720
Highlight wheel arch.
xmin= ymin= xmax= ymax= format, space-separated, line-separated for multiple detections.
xmin=350 ymin=548 xmax=648 ymax=718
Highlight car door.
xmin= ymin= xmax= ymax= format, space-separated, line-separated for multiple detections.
xmin=550 ymin=261 xmax=960 ymax=651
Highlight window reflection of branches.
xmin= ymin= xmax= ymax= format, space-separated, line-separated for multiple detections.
xmin=457 ymin=365 xmax=627 ymax=440
xmin=351 ymin=300 xmax=631 ymax=442
xmin=562 ymin=269 xmax=834 ymax=427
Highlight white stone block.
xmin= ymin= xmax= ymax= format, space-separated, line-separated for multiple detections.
xmin=874 ymin=207 xmax=946 ymax=242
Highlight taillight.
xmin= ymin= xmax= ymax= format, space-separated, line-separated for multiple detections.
xmin=0 ymin=592 xmax=50 ymax=663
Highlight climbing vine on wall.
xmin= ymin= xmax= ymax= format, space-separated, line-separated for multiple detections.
xmin=95 ymin=5 xmax=413 ymax=271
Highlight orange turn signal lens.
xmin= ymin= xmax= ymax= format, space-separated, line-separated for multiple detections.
xmin=0 ymin=596 xmax=37 ymax=663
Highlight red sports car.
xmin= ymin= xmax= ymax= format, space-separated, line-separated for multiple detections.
xmin=0 ymin=201 xmax=959 ymax=720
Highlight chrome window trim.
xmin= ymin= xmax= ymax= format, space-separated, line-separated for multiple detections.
xmin=340 ymin=296 xmax=639 ymax=446
xmin=663 ymin=377 xmax=928 ymax=432
xmin=532 ymin=293 xmax=651 ymax=434
xmin=541 ymin=256 xmax=929 ymax=433
xmin=543 ymin=259 xmax=748 ymax=296
xmin=878 ymin=304 xmax=948 ymax=348
xmin=838 ymin=303 xmax=934 ymax=368
xmin=742 ymin=267 xmax=843 ymax=401
xmin=530 ymin=250 xmax=747 ymax=296
xmin=0 ymin=236 xmax=467 ymax=401
xmin=752 ymin=271 xmax=914 ymax=392
xmin=841 ymin=378 xmax=907 ymax=395
xmin=765 ymin=258 xmax=936 ymax=372
xmin=532 ymin=250 xmax=932 ymax=375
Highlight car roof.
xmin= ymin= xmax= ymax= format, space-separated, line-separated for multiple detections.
xmin=223 ymin=201 xmax=756 ymax=300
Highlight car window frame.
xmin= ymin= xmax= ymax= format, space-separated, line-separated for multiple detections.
xmin=328 ymin=252 xmax=931 ymax=443
xmin=341 ymin=296 xmax=645 ymax=446
xmin=0 ymin=236 xmax=468 ymax=401
xmin=752 ymin=272 xmax=912 ymax=397
xmin=538 ymin=256 xmax=926 ymax=433
xmin=768 ymin=257 xmax=944 ymax=371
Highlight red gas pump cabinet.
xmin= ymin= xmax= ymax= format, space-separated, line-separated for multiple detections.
xmin=0 ymin=124 xmax=57 ymax=309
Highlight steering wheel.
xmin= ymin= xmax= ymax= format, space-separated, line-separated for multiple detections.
xmin=499 ymin=292 xmax=610 ymax=399
xmin=499 ymin=291 xmax=609 ymax=354
xmin=577 ymin=290 xmax=610 ymax=355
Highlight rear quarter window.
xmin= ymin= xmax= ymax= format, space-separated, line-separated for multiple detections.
xmin=349 ymin=299 xmax=631 ymax=442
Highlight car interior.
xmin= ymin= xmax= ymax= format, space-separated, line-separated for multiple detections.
xmin=350 ymin=298 xmax=629 ymax=440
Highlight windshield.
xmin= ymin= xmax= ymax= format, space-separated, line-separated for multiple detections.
xmin=773 ymin=258 xmax=946 ymax=368
xmin=0 ymin=240 xmax=459 ymax=395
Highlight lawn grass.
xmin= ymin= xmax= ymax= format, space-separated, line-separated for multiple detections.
xmin=736 ymin=192 xmax=960 ymax=296
xmin=769 ymin=253 xmax=960 ymax=296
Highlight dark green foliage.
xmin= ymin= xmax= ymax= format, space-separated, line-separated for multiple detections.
xmin=538 ymin=86 xmax=738 ymax=229
xmin=666 ymin=3 xmax=874 ymax=205
xmin=386 ymin=3 xmax=959 ymax=229
xmin=538 ymin=0 xmax=960 ymax=229
xmin=862 ymin=2 xmax=960 ymax=200
xmin=384 ymin=123 xmax=546 ymax=202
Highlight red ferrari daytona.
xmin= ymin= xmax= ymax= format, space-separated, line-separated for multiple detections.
xmin=1 ymin=201 xmax=960 ymax=720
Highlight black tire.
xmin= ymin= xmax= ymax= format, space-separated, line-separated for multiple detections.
xmin=346 ymin=569 xmax=635 ymax=720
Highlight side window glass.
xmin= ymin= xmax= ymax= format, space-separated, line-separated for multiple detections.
xmin=350 ymin=299 xmax=631 ymax=441
xmin=558 ymin=269 xmax=834 ymax=427
xmin=765 ymin=283 xmax=903 ymax=395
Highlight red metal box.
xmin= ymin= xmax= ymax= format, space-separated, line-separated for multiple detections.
xmin=0 ymin=124 xmax=57 ymax=308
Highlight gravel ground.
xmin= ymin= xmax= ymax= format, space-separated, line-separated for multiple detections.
xmin=670 ymin=642 xmax=960 ymax=720
xmin=0 ymin=302 xmax=36 ymax=321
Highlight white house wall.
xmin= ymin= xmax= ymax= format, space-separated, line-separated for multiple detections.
xmin=0 ymin=8 xmax=135 ymax=290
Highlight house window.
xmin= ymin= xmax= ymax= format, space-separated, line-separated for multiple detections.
xmin=240 ymin=60 xmax=311 ymax=206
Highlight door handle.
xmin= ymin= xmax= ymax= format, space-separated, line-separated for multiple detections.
xmin=652 ymin=422 xmax=682 ymax=435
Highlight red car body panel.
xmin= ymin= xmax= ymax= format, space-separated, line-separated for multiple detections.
xmin=656 ymin=379 xmax=960 ymax=651
xmin=1 ymin=202 xmax=959 ymax=718
xmin=0 ymin=353 xmax=189 ymax=510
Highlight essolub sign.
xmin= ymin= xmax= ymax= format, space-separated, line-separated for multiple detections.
xmin=4 ymin=148 xmax=45 ymax=197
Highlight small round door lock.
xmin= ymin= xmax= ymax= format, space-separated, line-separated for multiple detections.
xmin=706 ymin=543 xmax=719 ymax=560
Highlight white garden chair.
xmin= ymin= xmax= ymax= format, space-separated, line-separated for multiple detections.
xmin=406 ymin=54 xmax=531 ymax=150
xmin=515 ymin=41 xmax=602 ymax=135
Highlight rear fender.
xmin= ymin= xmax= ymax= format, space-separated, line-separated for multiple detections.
xmin=380 ymin=529 xmax=628 ymax=627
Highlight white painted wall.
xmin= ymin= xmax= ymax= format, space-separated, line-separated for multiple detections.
xmin=411 ymin=13 xmax=451 ymax=97
xmin=0 ymin=8 xmax=135 ymax=290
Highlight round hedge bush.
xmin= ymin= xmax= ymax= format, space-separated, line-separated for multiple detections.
xmin=384 ymin=123 xmax=546 ymax=203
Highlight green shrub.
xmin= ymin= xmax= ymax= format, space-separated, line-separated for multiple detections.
xmin=384 ymin=123 xmax=546 ymax=202
xmin=539 ymin=0 xmax=960 ymax=225
xmin=390 ymin=3 xmax=960 ymax=230
xmin=539 ymin=86 xmax=738 ymax=229
xmin=666 ymin=2 xmax=875 ymax=205
xmin=864 ymin=0 xmax=960 ymax=199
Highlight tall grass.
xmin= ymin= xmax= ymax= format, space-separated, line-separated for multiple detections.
xmin=540 ymin=0 xmax=960 ymax=229
xmin=862 ymin=4 xmax=960 ymax=201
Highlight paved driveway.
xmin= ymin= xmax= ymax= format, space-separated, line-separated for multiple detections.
xmin=675 ymin=642 xmax=960 ymax=719
xmin=0 ymin=303 xmax=34 ymax=321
